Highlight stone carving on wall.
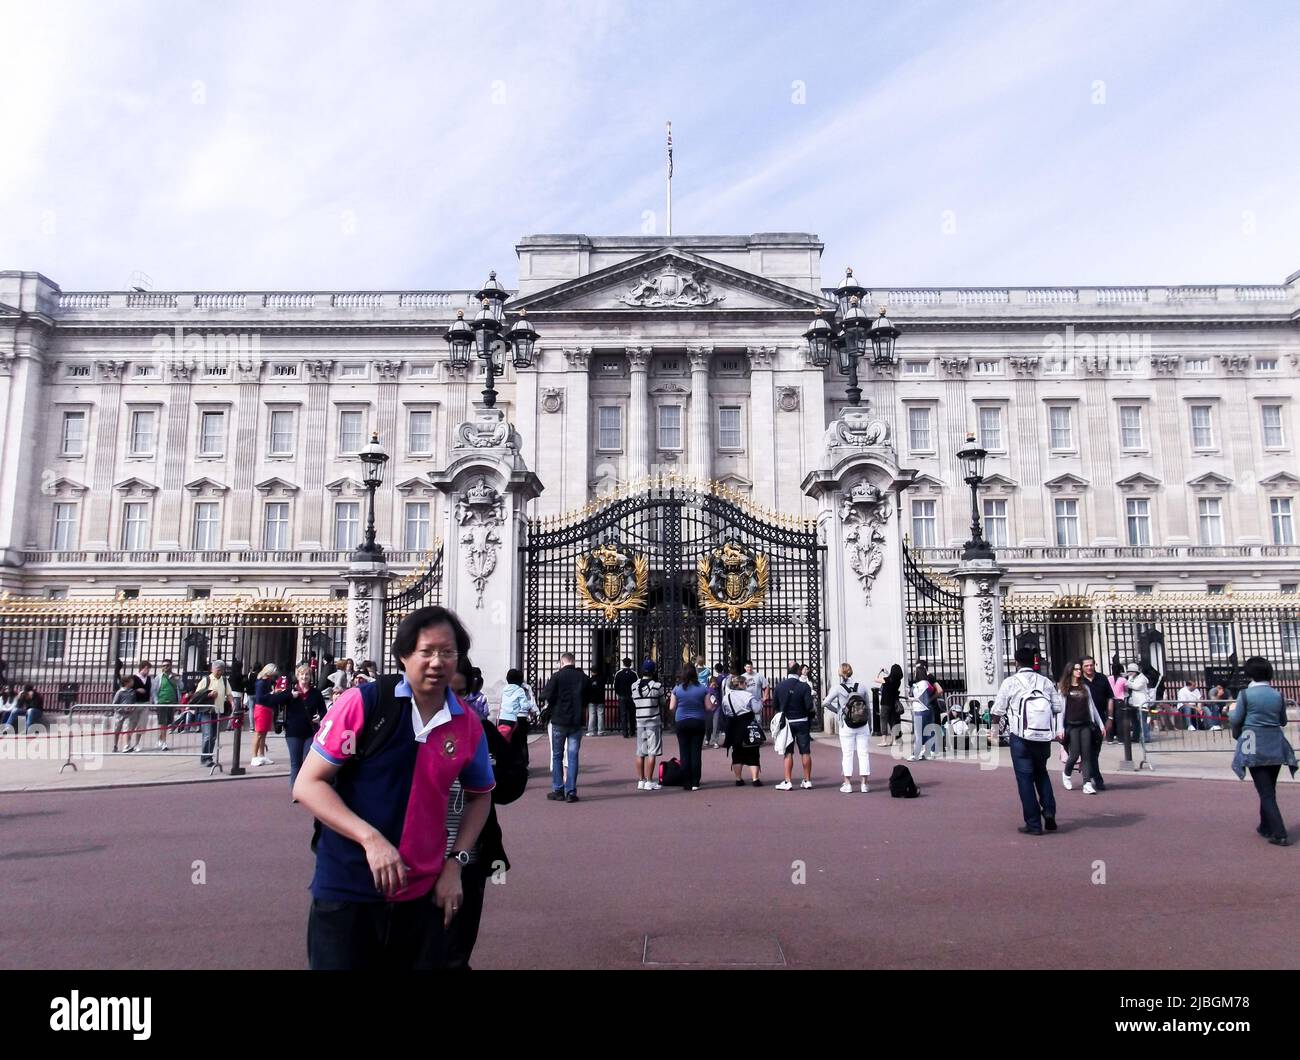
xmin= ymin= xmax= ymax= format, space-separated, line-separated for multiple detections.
xmin=168 ymin=361 xmax=197 ymax=381
xmin=562 ymin=347 xmax=592 ymax=371
xmin=823 ymin=404 xmax=890 ymax=451
xmin=686 ymin=346 xmax=712 ymax=371
xmin=454 ymin=414 xmax=518 ymax=450
xmin=746 ymin=345 xmax=777 ymax=370
xmin=776 ymin=386 xmax=800 ymax=412
xmin=626 ymin=347 xmax=653 ymax=371
xmin=375 ymin=360 xmax=403 ymax=382
xmin=617 ymin=264 xmax=725 ymax=308
xmin=976 ymin=578 xmax=997 ymax=687
xmin=1008 ymin=356 xmax=1040 ymax=377
xmin=840 ymin=479 xmax=892 ymax=603
xmin=541 ymin=388 xmax=564 ymax=414
xmin=939 ymin=357 xmax=970 ymax=377
xmin=234 ymin=359 xmax=262 ymax=382
xmin=351 ymin=599 xmax=370 ymax=650
xmin=1219 ymin=354 xmax=1250 ymax=374
xmin=304 ymin=359 xmax=334 ymax=380
xmin=456 ymin=477 xmax=505 ymax=608
xmin=96 ymin=360 xmax=128 ymax=382
xmin=1150 ymin=353 xmax=1180 ymax=374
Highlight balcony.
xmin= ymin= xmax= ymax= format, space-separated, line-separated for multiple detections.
xmin=22 ymin=549 xmax=436 ymax=568
xmin=914 ymin=544 xmax=1300 ymax=563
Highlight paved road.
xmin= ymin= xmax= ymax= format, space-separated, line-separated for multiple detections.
xmin=1 ymin=735 xmax=1294 ymax=969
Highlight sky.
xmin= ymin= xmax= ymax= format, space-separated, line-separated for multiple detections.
xmin=2 ymin=0 xmax=1298 ymax=292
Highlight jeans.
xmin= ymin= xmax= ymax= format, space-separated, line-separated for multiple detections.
xmin=839 ymin=726 xmax=872 ymax=778
xmin=286 ymin=736 xmax=310 ymax=792
xmin=618 ymin=695 xmax=634 ymax=737
xmin=307 ymin=895 xmax=447 ymax=970
xmin=1009 ymin=735 xmax=1056 ymax=831
xmin=675 ymin=718 xmax=707 ymax=788
xmin=1 ymin=708 xmax=40 ymax=732
xmin=198 ymin=710 xmax=218 ymax=765
xmin=708 ymin=705 xmax=724 ymax=744
xmin=1179 ymin=704 xmax=1201 ymax=730
xmin=1063 ymin=723 xmax=1093 ymax=782
xmin=550 ymin=724 xmax=583 ymax=795
xmin=911 ymin=708 xmax=934 ymax=758
xmin=586 ymin=704 xmax=605 ymax=736
xmin=444 ymin=862 xmax=489 ymax=971
xmin=1249 ymin=765 xmax=1287 ymax=840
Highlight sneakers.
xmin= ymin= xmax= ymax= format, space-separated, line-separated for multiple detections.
xmin=840 ymin=781 xmax=853 ymax=793
xmin=800 ymin=779 xmax=813 ymax=789
xmin=905 ymin=754 xmax=918 ymax=762
xmin=1062 ymin=771 xmax=1073 ymax=790
xmin=736 ymin=779 xmax=746 ymax=787
xmin=250 ymin=756 xmax=265 ymax=767
xmin=156 ymin=742 xmax=169 ymax=751
xmin=752 ymin=779 xmax=763 ymax=786
xmin=261 ymin=756 xmax=275 ymax=765
xmin=860 ymin=781 xmax=870 ymax=793
xmin=546 ymin=790 xmax=564 ymax=801
xmin=1083 ymin=782 xmax=1096 ymax=795
xmin=565 ymin=793 xmax=580 ymax=803
xmin=637 ymin=780 xmax=648 ymax=791
xmin=650 ymin=782 xmax=661 ymax=790
xmin=774 ymin=780 xmax=793 ymax=790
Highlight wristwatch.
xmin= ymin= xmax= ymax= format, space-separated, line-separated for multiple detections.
xmin=447 ymin=850 xmax=470 ymax=867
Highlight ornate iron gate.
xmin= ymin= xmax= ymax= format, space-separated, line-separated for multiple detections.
xmin=901 ymin=540 xmax=966 ymax=694
xmin=381 ymin=545 xmax=445 ymax=671
xmin=522 ymin=479 xmax=825 ymax=701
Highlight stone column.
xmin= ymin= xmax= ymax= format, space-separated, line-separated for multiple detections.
xmin=345 ymin=557 xmax=391 ymax=665
xmin=85 ymin=360 xmax=128 ymax=549
xmin=562 ymin=347 xmax=591 ymax=510
xmin=0 ymin=319 xmax=53 ymax=566
xmin=687 ymin=346 xmax=712 ymax=482
xmin=955 ymin=556 xmax=1006 ymax=706
xmin=803 ymin=407 xmax=916 ymax=688
xmin=299 ymin=359 xmax=333 ymax=549
xmin=226 ymin=360 xmax=262 ymax=548
xmin=748 ymin=345 xmax=777 ymax=508
xmin=626 ymin=346 xmax=652 ymax=481
xmin=432 ymin=409 xmax=543 ymax=706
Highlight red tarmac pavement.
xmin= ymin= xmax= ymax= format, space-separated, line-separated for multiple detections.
xmin=1 ymin=735 xmax=1295 ymax=969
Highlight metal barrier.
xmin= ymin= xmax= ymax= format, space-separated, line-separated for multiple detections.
xmin=1135 ymin=698 xmax=1300 ymax=770
xmin=0 ymin=703 xmax=245 ymax=775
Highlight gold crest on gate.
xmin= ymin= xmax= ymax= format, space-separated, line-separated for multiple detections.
xmin=697 ymin=541 xmax=769 ymax=621
xmin=576 ymin=542 xmax=649 ymax=622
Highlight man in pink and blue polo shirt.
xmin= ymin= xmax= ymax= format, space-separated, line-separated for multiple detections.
xmin=294 ymin=606 xmax=495 ymax=970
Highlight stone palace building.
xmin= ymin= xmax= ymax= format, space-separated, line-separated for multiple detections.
xmin=1 ymin=232 xmax=1298 ymax=696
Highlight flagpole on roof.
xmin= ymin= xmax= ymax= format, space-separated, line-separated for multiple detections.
xmin=666 ymin=119 xmax=673 ymax=238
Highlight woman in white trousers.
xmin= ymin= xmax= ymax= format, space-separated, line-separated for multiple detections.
xmin=822 ymin=663 xmax=871 ymax=793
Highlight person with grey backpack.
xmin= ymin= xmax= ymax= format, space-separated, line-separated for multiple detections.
xmin=991 ymin=646 xmax=1066 ymax=835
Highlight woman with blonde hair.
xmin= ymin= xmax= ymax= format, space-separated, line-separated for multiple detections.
xmin=721 ymin=673 xmax=763 ymax=786
xmin=285 ymin=663 xmax=327 ymax=796
xmin=251 ymin=663 xmax=292 ymax=767
xmin=823 ymin=663 xmax=872 ymax=793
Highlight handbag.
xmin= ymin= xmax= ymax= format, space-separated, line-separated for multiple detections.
xmin=744 ymin=714 xmax=765 ymax=748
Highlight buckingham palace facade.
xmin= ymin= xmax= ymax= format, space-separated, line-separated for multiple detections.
xmin=2 ymin=231 xmax=1299 ymax=613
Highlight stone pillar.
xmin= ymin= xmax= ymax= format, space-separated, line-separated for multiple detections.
xmin=432 ymin=408 xmax=543 ymax=707
xmin=626 ymin=347 xmax=651 ymax=481
xmin=562 ymin=347 xmax=590 ymax=510
xmin=687 ymin=345 xmax=711 ymax=482
xmin=0 ymin=317 xmax=53 ymax=565
xmin=955 ymin=556 xmax=1006 ymax=706
xmin=345 ymin=557 xmax=391 ymax=666
xmin=748 ymin=345 xmax=777 ymax=508
xmin=803 ymin=407 xmax=916 ymax=686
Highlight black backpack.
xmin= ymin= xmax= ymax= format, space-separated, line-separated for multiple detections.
xmin=889 ymin=764 xmax=919 ymax=799
xmin=843 ymin=691 xmax=870 ymax=729
xmin=309 ymin=675 xmax=407 ymax=853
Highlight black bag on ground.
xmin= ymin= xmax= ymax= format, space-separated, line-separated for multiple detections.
xmin=889 ymin=764 xmax=919 ymax=798
xmin=659 ymin=757 xmax=683 ymax=787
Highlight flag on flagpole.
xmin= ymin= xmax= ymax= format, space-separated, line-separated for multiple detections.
xmin=666 ymin=120 xmax=673 ymax=179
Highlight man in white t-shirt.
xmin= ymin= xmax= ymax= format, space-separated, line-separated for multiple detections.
xmin=1176 ymin=678 xmax=1203 ymax=731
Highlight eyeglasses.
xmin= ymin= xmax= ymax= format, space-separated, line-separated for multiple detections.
xmin=416 ymin=649 xmax=460 ymax=662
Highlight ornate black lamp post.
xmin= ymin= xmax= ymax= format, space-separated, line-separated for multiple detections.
xmin=353 ymin=432 xmax=390 ymax=561
xmin=956 ymin=431 xmax=995 ymax=560
xmin=445 ymin=270 xmax=539 ymax=409
xmin=803 ymin=267 xmax=900 ymax=406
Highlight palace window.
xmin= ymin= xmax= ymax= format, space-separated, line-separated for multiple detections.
xmin=263 ymin=502 xmax=290 ymax=550
xmin=198 ymin=411 xmax=226 ymax=456
xmin=1119 ymin=405 xmax=1145 ymax=450
xmin=907 ymin=408 xmax=933 ymax=453
xmin=52 ymin=503 xmax=79 ymax=550
xmin=1053 ymin=498 xmax=1079 ymax=546
xmin=718 ymin=407 xmax=743 ymax=450
xmin=269 ymin=410 xmax=295 ymax=456
xmin=597 ymin=406 xmax=623 ymax=452
xmin=339 ymin=410 xmax=365 ymax=454
xmin=122 ymin=502 xmax=150 ymax=551
xmin=977 ymin=406 xmax=1003 ymax=451
xmin=1190 ymin=405 xmax=1215 ymax=449
xmin=334 ymin=502 xmax=361 ymax=551
xmin=61 ymin=412 xmax=86 ymax=457
xmin=129 ymin=410 xmax=157 ymax=456
xmin=657 ymin=405 xmax=682 ymax=450
xmin=1125 ymin=498 xmax=1151 ymax=546
xmin=1208 ymin=623 xmax=1233 ymax=659
xmin=1048 ymin=406 xmax=1074 ymax=451
xmin=1185 ymin=357 xmax=1213 ymax=374
xmin=192 ymin=502 xmax=220 ymax=550
xmin=1271 ymin=497 xmax=1295 ymax=546
xmin=915 ymin=625 xmax=941 ymax=663
xmin=911 ymin=500 xmax=937 ymax=548
xmin=408 ymin=410 xmax=433 ymax=455
xmin=1197 ymin=498 xmax=1223 ymax=545
xmin=404 ymin=502 xmax=431 ymax=551
xmin=44 ymin=588 xmax=67 ymax=661
xmin=983 ymin=499 xmax=1008 ymax=547
xmin=1262 ymin=405 xmax=1286 ymax=449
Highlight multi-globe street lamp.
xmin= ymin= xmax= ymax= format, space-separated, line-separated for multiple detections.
xmin=803 ymin=267 xmax=901 ymax=406
xmin=444 ymin=270 xmax=540 ymax=409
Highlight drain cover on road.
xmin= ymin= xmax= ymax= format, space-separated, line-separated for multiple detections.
xmin=642 ymin=933 xmax=786 ymax=967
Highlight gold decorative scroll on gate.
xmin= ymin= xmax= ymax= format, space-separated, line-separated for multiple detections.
xmin=697 ymin=541 xmax=769 ymax=621
xmin=576 ymin=542 xmax=649 ymax=621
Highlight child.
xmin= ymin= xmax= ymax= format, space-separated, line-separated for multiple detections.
xmin=110 ymin=676 xmax=137 ymax=753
